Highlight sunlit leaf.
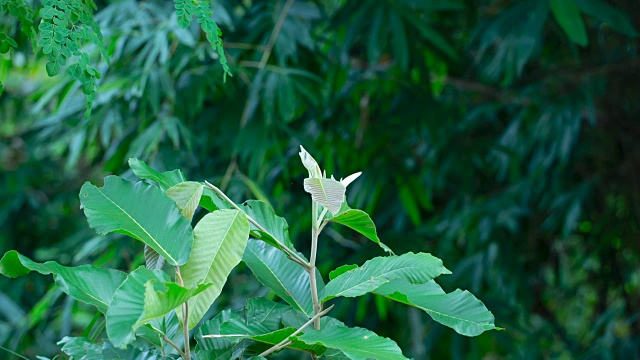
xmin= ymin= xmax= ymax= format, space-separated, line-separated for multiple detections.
xmin=180 ymin=210 xmax=250 ymax=329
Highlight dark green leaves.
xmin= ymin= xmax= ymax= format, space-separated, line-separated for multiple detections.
xmin=321 ymin=253 xmax=450 ymax=302
xmin=292 ymin=322 xmax=408 ymax=360
xmin=105 ymin=267 xmax=209 ymax=348
xmin=575 ymin=0 xmax=638 ymax=36
xmin=550 ymin=0 xmax=588 ymax=46
xmin=80 ymin=176 xmax=194 ymax=266
xmin=243 ymin=239 xmax=319 ymax=317
xmin=375 ymin=279 xmax=498 ymax=336
xmin=0 ymin=251 xmax=126 ymax=313
xmin=329 ymin=206 xmax=393 ymax=254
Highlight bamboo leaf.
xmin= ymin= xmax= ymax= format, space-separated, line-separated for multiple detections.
xmin=80 ymin=176 xmax=194 ymax=266
xmin=0 ymin=251 xmax=126 ymax=313
xmin=550 ymin=0 xmax=588 ymax=46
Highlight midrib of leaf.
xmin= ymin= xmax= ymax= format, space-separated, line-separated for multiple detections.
xmin=249 ymin=251 xmax=309 ymax=316
xmin=96 ymin=187 xmax=177 ymax=265
xmin=376 ymin=291 xmax=494 ymax=329
xmin=327 ymin=264 xmax=434 ymax=298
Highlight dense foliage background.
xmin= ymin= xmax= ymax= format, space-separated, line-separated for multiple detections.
xmin=1 ymin=0 xmax=639 ymax=358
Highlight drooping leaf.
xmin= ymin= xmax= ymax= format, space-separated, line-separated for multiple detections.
xmin=180 ymin=210 xmax=250 ymax=329
xmin=292 ymin=322 xmax=408 ymax=360
xmin=166 ymin=181 xmax=204 ymax=219
xmin=243 ymin=239 xmax=321 ymax=317
xmin=105 ymin=267 xmax=210 ymax=348
xmin=329 ymin=206 xmax=393 ymax=254
xmin=128 ymin=158 xmax=186 ymax=191
xmin=200 ymin=187 xmax=230 ymax=212
xmin=321 ymin=253 xmax=450 ymax=302
xmin=240 ymin=200 xmax=296 ymax=250
xmin=374 ymin=279 xmax=499 ymax=336
xmin=575 ymin=0 xmax=638 ymax=37
xmin=303 ymin=177 xmax=346 ymax=215
xmin=80 ymin=176 xmax=194 ymax=266
xmin=0 ymin=251 xmax=126 ymax=313
xmin=550 ymin=0 xmax=588 ymax=46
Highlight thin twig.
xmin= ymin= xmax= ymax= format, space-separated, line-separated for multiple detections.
xmin=163 ymin=335 xmax=186 ymax=358
xmin=259 ymin=305 xmax=335 ymax=357
xmin=239 ymin=0 xmax=295 ymax=127
xmin=175 ymin=267 xmax=190 ymax=360
xmin=204 ymin=181 xmax=310 ymax=268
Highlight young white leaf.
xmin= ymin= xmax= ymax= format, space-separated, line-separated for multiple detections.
xmin=299 ymin=145 xmax=322 ymax=178
xmin=303 ymin=178 xmax=346 ymax=215
xmin=340 ymin=172 xmax=362 ymax=187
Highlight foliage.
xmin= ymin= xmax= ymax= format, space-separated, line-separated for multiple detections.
xmin=1 ymin=0 xmax=639 ymax=358
xmin=1 ymin=150 xmax=497 ymax=358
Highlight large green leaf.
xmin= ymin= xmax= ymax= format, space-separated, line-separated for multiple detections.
xmin=321 ymin=253 xmax=450 ymax=302
xmin=240 ymin=200 xmax=296 ymax=250
xmin=58 ymin=336 xmax=102 ymax=359
xmin=243 ymin=239 xmax=321 ymax=317
xmin=303 ymin=177 xmax=346 ymax=215
xmin=180 ymin=210 xmax=250 ymax=329
xmin=196 ymin=310 xmax=251 ymax=360
xmin=550 ymin=0 xmax=588 ymax=46
xmin=292 ymin=322 xmax=408 ymax=360
xmin=105 ymin=267 xmax=210 ymax=348
xmin=166 ymin=181 xmax=204 ymax=219
xmin=374 ymin=279 xmax=498 ymax=336
xmin=329 ymin=206 xmax=393 ymax=254
xmin=129 ymin=158 xmax=186 ymax=191
xmin=80 ymin=176 xmax=194 ymax=266
xmin=0 ymin=251 xmax=126 ymax=313
xmin=575 ymin=0 xmax=638 ymax=37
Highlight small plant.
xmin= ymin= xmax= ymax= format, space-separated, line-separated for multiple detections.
xmin=0 ymin=147 xmax=498 ymax=359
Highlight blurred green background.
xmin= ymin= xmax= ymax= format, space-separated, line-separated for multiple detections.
xmin=1 ymin=0 xmax=639 ymax=358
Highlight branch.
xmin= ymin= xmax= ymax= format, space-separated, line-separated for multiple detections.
xmin=259 ymin=305 xmax=335 ymax=357
xmin=163 ymin=335 xmax=186 ymax=359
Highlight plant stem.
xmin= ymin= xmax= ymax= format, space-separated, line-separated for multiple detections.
xmin=309 ymin=227 xmax=322 ymax=330
xmin=204 ymin=181 xmax=310 ymax=268
xmin=259 ymin=305 xmax=334 ymax=357
xmin=175 ymin=267 xmax=190 ymax=360
xmin=164 ymin=335 xmax=187 ymax=359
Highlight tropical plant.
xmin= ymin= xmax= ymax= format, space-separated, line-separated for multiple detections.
xmin=1 ymin=147 xmax=498 ymax=359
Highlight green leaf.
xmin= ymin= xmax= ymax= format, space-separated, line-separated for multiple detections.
xmin=144 ymin=245 xmax=165 ymax=270
xmin=239 ymin=200 xmax=296 ymax=250
xmin=106 ymin=267 xmax=210 ymax=348
xmin=329 ymin=207 xmax=393 ymax=254
xmin=303 ymin=177 xmax=346 ymax=215
xmin=196 ymin=310 xmax=251 ymax=359
xmin=166 ymin=181 xmax=204 ymax=219
xmin=550 ymin=0 xmax=588 ymax=46
xmin=80 ymin=176 xmax=194 ymax=266
xmin=46 ymin=61 xmax=61 ymax=76
xmin=321 ymin=253 xmax=450 ymax=302
xmin=58 ymin=336 xmax=102 ymax=359
xmin=180 ymin=210 xmax=250 ymax=329
xmin=374 ymin=279 xmax=499 ymax=336
xmin=0 ymin=251 xmax=126 ymax=313
xmin=200 ymin=187 xmax=230 ymax=212
xmin=575 ymin=0 xmax=638 ymax=37
xmin=243 ymin=239 xmax=321 ymax=317
xmin=128 ymin=158 xmax=186 ymax=192
xmin=292 ymin=322 xmax=408 ymax=360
